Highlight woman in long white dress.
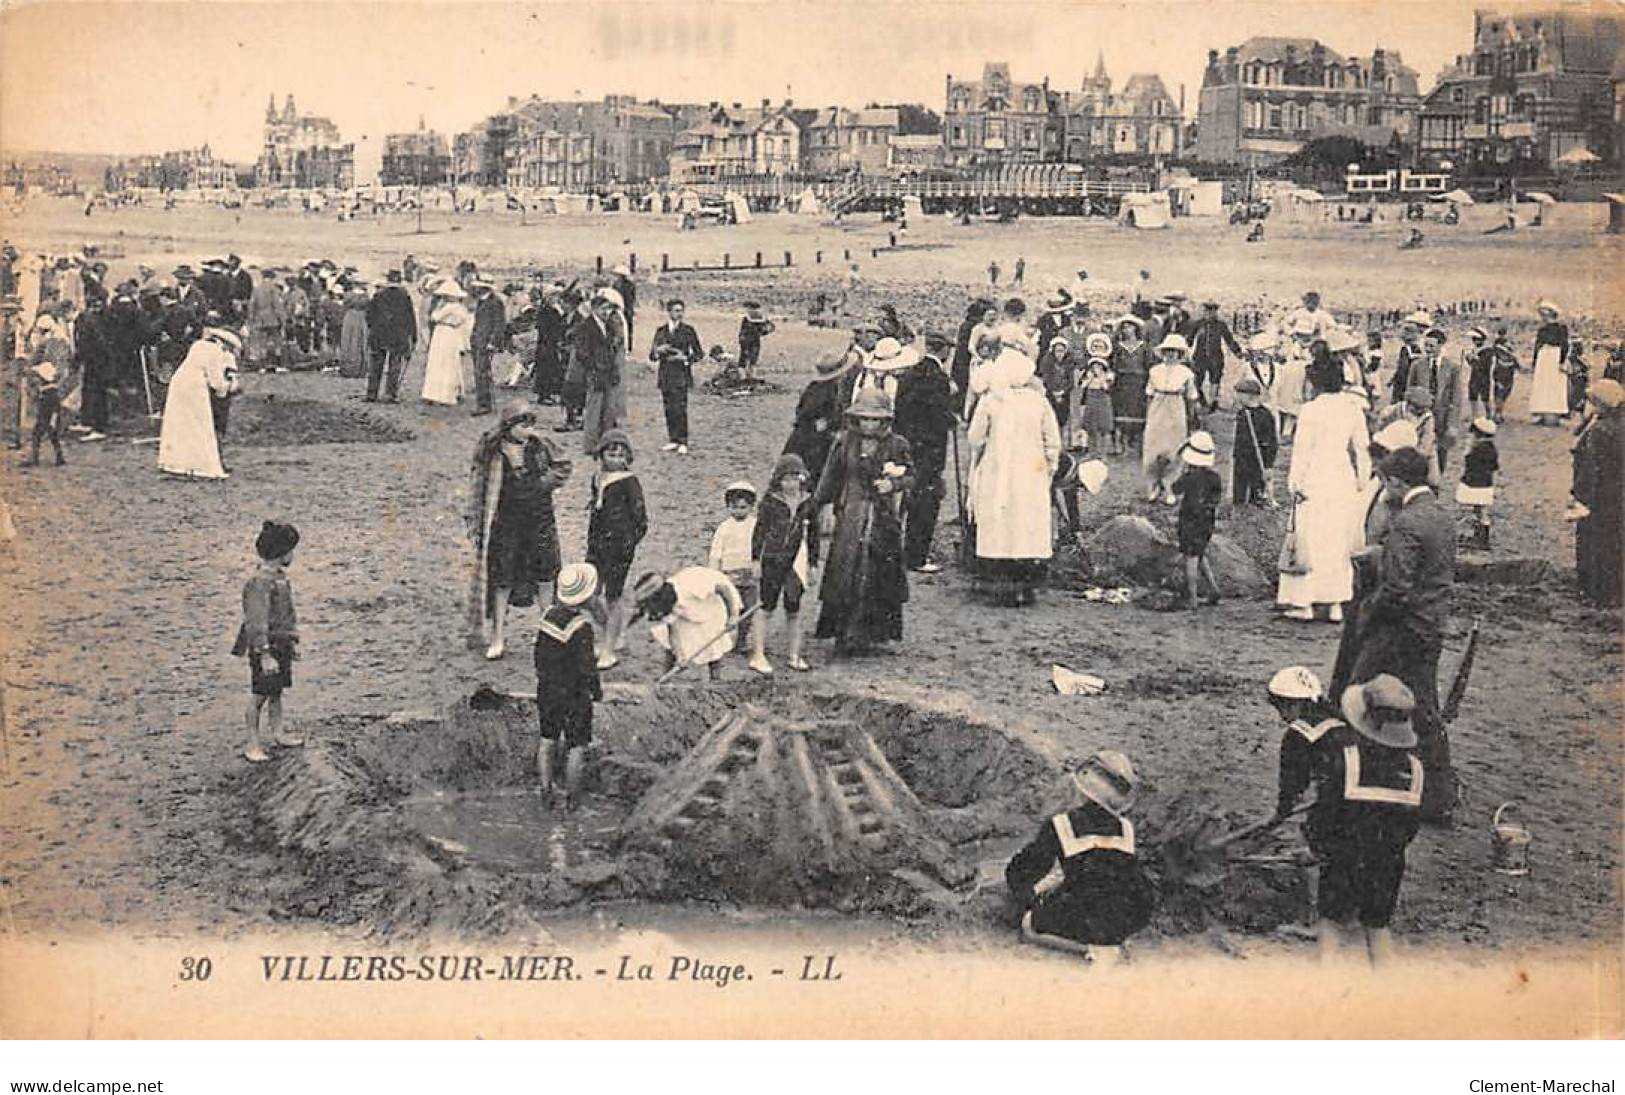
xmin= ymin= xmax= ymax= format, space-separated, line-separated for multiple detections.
xmin=1527 ymin=300 xmax=1570 ymax=425
xmin=158 ymin=328 xmax=240 ymax=480
xmin=1142 ymin=333 xmax=1199 ymax=503
xmin=421 ymin=281 xmax=471 ymax=405
xmin=967 ymin=348 xmax=1062 ymax=605
xmin=1277 ymin=356 xmax=1371 ymax=622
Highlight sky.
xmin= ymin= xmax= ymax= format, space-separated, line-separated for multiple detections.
xmin=1 ymin=0 xmax=1485 ymax=180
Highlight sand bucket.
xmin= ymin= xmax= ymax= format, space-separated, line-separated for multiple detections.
xmin=1490 ymin=802 xmax=1530 ymax=876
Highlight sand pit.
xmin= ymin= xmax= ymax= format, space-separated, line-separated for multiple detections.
xmin=226 ymin=394 xmax=416 ymax=447
xmin=237 ymin=684 xmax=1328 ymax=939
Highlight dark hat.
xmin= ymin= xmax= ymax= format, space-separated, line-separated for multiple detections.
xmin=1380 ymin=447 xmax=1431 ymax=487
xmin=742 ymin=300 xmax=761 ymax=309
xmin=771 ymin=452 xmax=808 ymax=483
xmin=173 ymin=265 xmax=196 ymax=278
xmin=1234 ymin=377 xmax=1263 ymax=395
xmin=386 ymin=270 xmax=403 ymax=282
xmin=1203 ymin=300 xmax=1220 ymax=310
xmin=595 ymin=428 xmax=634 ymax=460
xmin=254 ymin=520 xmax=301 ymax=560
xmin=922 ymin=330 xmax=953 ymax=351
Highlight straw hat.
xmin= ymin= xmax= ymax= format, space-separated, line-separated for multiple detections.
xmin=202 ymin=327 xmax=242 ymax=354
xmin=1372 ymin=419 xmax=1419 ymax=451
xmin=1324 ymin=327 xmax=1361 ymax=354
xmin=1075 ymin=458 xmax=1109 ymax=495
xmin=594 ymin=286 xmax=624 ymax=309
xmin=1182 ymin=430 xmax=1216 ymax=467
xmin=1085 ymin=333 xmax=1113 ymax=358
xmin=1470 ymin=416 xmax=1498 ymax=436
xmin=1156 ymin=332 xmax=1191 ymax=356
xmin=555 ymin=563 xmax=599 ymax=607
xmin=1115 ymin=314 xmax=1143 ymax=331
xmin=1588 ymin=378 xmax=1624 ymax=411
xmin=868 ymin=337 xmax=919 ymax=372
xmin=846 ymin=387 xmax=895 ymax=420
xmin=1072 ymin=749 xmax=1138 ymax=816
xmin=1404 ymin=310 xmax=1432 ymax=327
xmin=1268 ymin=666 xmax=1324 ymax=702
xmin=432 ymin=281 xmax=466 ymax=299
xmin=1537 ymin=300 xmax=1561 ymax=317
xmin=1340 ymin=676 xmax=1418 ymax=749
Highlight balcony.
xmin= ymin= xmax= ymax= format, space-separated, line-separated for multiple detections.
xmin=1502 ymin=121 xmax=1536 ymax=139
xmin=1463 ymin=124 xmax=1489 ymax=139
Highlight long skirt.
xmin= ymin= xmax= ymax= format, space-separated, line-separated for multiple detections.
xmin=816 ymin=501 xmax=906 ymax=648
xmin=1529 ymin=345 xmax=1567 ymax=417
xmin=1577 ymin=510 xmax=1623 ymax=606
xmin=338 ymin=311 xmax=369 ymax=378
xmin=1080 ymin=389 xmax=1114 ymax=447
xmin=1141 ymin=391 xmax=1187 ymax=494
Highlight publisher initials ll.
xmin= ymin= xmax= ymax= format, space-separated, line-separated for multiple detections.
xmin=799 ymin=955 xmax=842 ymax=981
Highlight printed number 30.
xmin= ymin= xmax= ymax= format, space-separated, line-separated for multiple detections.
xmin=178 ymin=957 xmax=213 ymax=982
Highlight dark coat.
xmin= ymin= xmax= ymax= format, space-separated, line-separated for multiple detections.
xmin=470 ymin=293 xmax=508 ymax=354
xmin=533 ymin=604 xmax=601 ymax=738
xmin=893 ymin=355 xmax=956 ymax=480
xmin=573 ymin=315 xmax=621 ymax=393
xmin=813 ymin=429 xmax=913 ymax=644
xmin=1188 ymin=316 xmax=1242 ymax=373
xmin=1572 ymin=411 xmax=1623 ymax=606
xmin=366 ymin=284 xmax=418 ymax=354
xmin=1362 ymin=488 xmax=1454 ymax=644
xmin=783 ymin=374 xmax=846 ymax=487
xmin=534 ymin=304 xmax=567 ymax=370
xmin=649 ymin=320 xmax=703 ymax=391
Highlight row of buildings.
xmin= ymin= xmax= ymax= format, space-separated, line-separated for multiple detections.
xmin=94 ymin=9 xmax=1625 ymax=196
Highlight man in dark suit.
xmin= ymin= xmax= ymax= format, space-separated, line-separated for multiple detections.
xmin=574 ymin=288 xmax=626 ymax=453
xmin=226 ymin=255 xmax=253 ymax=322
xmin=74 ymin=297 xmax=116 ymax=440
xmin=1350 ymin=447 xmax=1457 ymax=824
xmin=468 ymin=280 xmax=507 ymax=415
xmin=364 ymin=269 xmax=418 ymax=403
xmin=648 ymin=298 xmax=702 ymax=453
xmin=894 ymin=331 xmax=958 ymax=573
xmin=1420 ymin=327 xmax=1464 ymax=474
xmin=1187 ymin=300 xmax=1243 ymax=411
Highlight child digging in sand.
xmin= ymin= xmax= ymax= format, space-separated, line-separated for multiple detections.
xmin=231 ymin=521 xmax=302 ymax=763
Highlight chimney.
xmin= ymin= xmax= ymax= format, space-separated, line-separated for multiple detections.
xmin=1207 ymin=48 xmax=1219 ymax=67
xmin=1179 ymin=83 xmax=1186 ymax=113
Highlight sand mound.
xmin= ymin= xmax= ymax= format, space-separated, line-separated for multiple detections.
xmin=228 ymin=394 xmax=415 ymax=446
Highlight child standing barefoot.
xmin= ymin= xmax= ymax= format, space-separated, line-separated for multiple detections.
xmin=708 ymin=481 xmax=759 ymax=663
xmin=584 ymin=430 xmax=646 ymax=669
xmin=750 ymin=454 xmax=821 ymax=673
xmin=1170 ymin=432 xmax=1223 ymax=609
xmin=232 ymin=521 xmax=302 ymax=762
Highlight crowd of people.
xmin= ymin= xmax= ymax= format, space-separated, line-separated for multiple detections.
xmin=5 ymin=232 xmax=1623 ymax=965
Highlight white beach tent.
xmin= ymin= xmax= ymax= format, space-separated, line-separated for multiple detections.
xmin=1437 ymin=188 xmax=1475 ymax=205
xmin=725 ymin=192 xmax=752 ymax=224
xmin=1116 ymin=191 xmax=1170 ymax=229
xmin=796 ymin=187 xmax=822 ymax=215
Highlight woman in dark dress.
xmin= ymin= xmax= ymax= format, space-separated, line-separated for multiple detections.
xmin=813 ymin=388 xmax=915 ymax=655
xmin=784 ymin=352 xmax=856 ymax=494
xmin=1570 ymin=379 xmax=1624 ymax=606
xmin=1109 ymin=315 xmax=1150 ymax=453
xmin=466 ymin=401 xmax=572 ymax=658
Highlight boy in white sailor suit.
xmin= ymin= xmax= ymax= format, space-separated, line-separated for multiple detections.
xmin=1275 ymin=673 xmax=1424 ymax=967
xmin=1005 ymin=749 xmax=1155 ymax=962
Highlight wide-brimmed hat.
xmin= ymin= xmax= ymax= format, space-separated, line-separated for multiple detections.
xmin=1467 ymin=326 xmax=1488 ymax=341
xmin=1268 ymin=665 xmax=1324 ymax=702
xmin=595 ymin=428 xmax=634 ymax=459
xmin=594 ymin=286 xmax=624 ymax=309
xmin=254 ymin=520 xmax=301 ymax=561
xmin=1182 ymin=430 xmax=1216 ymax=467
xmin=630 ymin=571 xmax=669 ymax=606
xmin=846 ymin=387 xmax=895 ymax=420
xmin=1156 ymin=333 xmax=1191 ymax=356
xmin=498 ymin=399 xmax=536 ymax=429
xmin=1324 ymin=327 xmax=1361 ymax=354
xmin=202 ymin=327 xmax=242 ymax=353
xmin=556 ymin=562 xmax=599 ymax=607
xmin=1072 ymin=749 xmax=1138 ymax=816
xmin=1085 ymin=332 xmax=1113 ymax=358
xmin=1076 ymin=458 xmax=1109 ymax=495
xmin=1403 ymin=310 xmax=1432 ymax=328
xmin=868 ymin=337 xmax=919 ymax=372
xmin=432 ymin=281 xmax=466 ymax=299
xmin=1588 ymin=378 xmax=1624 ymax=411
xmin=1537 ymin=300 xmax=1560 ymax=317
xmin=815 ymin=351 xmax=856 ymax=379
xmin=1044 ymin=290 xmax=1073 ymax=312
xmin=1341 ymin=676 xmax=1418 ymax=749
xmin=1470 ymin=416 xmax=1498 ymax=436
xmin=1372 ymin=419 xmax=1419 ymax=451
xmin=1114 ymin=314 xmax=1143 ymax=331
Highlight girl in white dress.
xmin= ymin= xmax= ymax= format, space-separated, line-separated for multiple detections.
xmin=158 ymin=329 xmax=241 ymax=480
